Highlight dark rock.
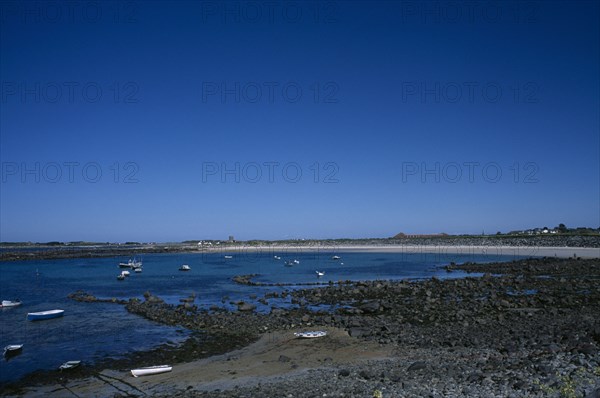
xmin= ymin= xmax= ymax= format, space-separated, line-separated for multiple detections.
xmin=339 ymin=369 xmax=350 ymax=377
xmin=348 ymin=328 xmax=370 ymax=338
xmin=586 ymin=387 xmax=600 ymax=398
xmin=389 ymin=370 xmax=403 ymax=382
xmin=359 ymin=301 xmax=380 ymax=313
xmin=278 ymin=355 xmax=291 ymax=362
xmin=407 ymin=361 xmax=427 ymax=372
xmin=467 ymin=372 xmax=484 ymax=382
xmin=577 ymin=343 xmax=598 ymax=356
xmin=237 ymin=302 xmax=256 ymax=312
xmin=358 ymin=369 xmax=374 ymax=380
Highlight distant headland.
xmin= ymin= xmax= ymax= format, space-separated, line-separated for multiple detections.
xmin=1 ymin=224 xmax=599 ymax=262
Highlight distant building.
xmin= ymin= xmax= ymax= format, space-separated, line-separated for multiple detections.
xmin=228 ymin=235 xmax=235 ymax=242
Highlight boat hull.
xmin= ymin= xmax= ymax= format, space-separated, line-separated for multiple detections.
xmin=27 ymin=309 xmax=64 ymax=321
xmin=1 ymin=300 xmax=22 ymax=307
xmin=59 ymin=361 xmax=81 ymax=370
xmin=3 ymin=345 xmax=23 ymax=357
xmin=131 ymin=365 xmax=172 ymax=377
xmin=294 ymin=331 xmax=328 ymax=339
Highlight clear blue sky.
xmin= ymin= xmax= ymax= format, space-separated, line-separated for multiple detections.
xmin=1 ymin=1 xmax=598 ymax=242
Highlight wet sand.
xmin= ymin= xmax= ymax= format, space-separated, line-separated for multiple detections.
xmin=14 ymin=328 xmax=391 ymax=397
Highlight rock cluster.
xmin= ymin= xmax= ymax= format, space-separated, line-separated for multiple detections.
xmin=67 ymin=290 xmax=127 ymax=304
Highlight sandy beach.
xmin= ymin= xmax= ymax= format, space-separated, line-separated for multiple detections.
xmin=14 ymin=327 xmax=392 ymax=397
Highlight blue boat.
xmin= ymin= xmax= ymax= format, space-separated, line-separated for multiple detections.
xmin=26 ymin=309 xmax=64 ymax=321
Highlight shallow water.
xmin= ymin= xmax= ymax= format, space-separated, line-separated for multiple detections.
xmin=0 ymin=250 xmax=530 ymax=383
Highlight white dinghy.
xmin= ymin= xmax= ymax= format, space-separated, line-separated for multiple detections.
xmin=59 ymin=360 xmax=81 ymax=370
xmin=1 ymin=300 xmax=22 ymax=308
xmin=3 ymin=344 xmax=23 ymax=357
xmin=131 ymin=365 xmax=172 ymax=377
xmin=294 ymin=331 xmax=327 ymax=339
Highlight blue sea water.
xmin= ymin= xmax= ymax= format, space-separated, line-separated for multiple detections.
xmin=0 ymin=249 xmax=532 ymax=384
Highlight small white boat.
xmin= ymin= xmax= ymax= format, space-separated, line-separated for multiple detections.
xmin=332 ymin=256 xmax=341 ymax=260
xmin=119 ymin=258 xmax=142 ymax=268
xmin=3 ymin=344 xmax=23 ymax=357
xmin=224 ymin=255 xmax=233 ymax=259
xmin=273 ymin=256 xmax=281 ymax=260
xmin=121 ymin=270 xmax=130 ymax=276
xmin=294 ymin=331 xmax=327 ymax=339
xmin=284 ymin=260 xmax=294 ymax=267
xmin=293 ymin=259 xmax=300 ymax=264
xmin=179 ymin=264 xmax=191 ymax=271
xmin=27 ymin=309 xmax=64 ymax=321
xmin=131 ymin=365 xmax=172 ymax=377
xmin=316 ymin=271 xmax=325 ymax=277
xmin=59 ymin=360 xmax=81 ymax=370
xmin=134 ymin=267 xmax=142 ymax=273
xmin=1 ymin=300 xmax=22 ymax=308
xmin=117 ymin=273 xmax=125 ymax=280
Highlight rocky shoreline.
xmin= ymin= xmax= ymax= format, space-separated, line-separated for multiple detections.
xmin=0 ymin=245 xmax=188 ymax=262
xmin=3 ymin=257 xmax=600 ymax=397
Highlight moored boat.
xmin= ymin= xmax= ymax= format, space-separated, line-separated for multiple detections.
xmin=26 ymin=309 xmax=64 ymax=321
xmin=1 ymin=299 xmax=22 ymax=308
xmin=117 ymin=273 xmax=125 ymax=280
xmin=332 ymin=255 xmax=341 ymax=260
xmin=59 ymin=360 xmax=81 ymax=370
xmin=134 ymin=267 xmax=142 ymax=273
xmin=179 ymin=264 xmax=191 ymax=271
xmin=3 ymin=344 xmax=23 ymax=357
xmin=294 ymin=331 xmax=327 ymax=339
xmin=131 ymin=365 xmax=172 ymax=377
xmin=119 ymin=258 xmax=143 ymax=268
xmin=121 ymin=270 xmax=130 ymax=276
xmin=224 ymin=255 xmax=233 ymax=259
xmin=316 ymin=271 xmax=325 ymax=277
